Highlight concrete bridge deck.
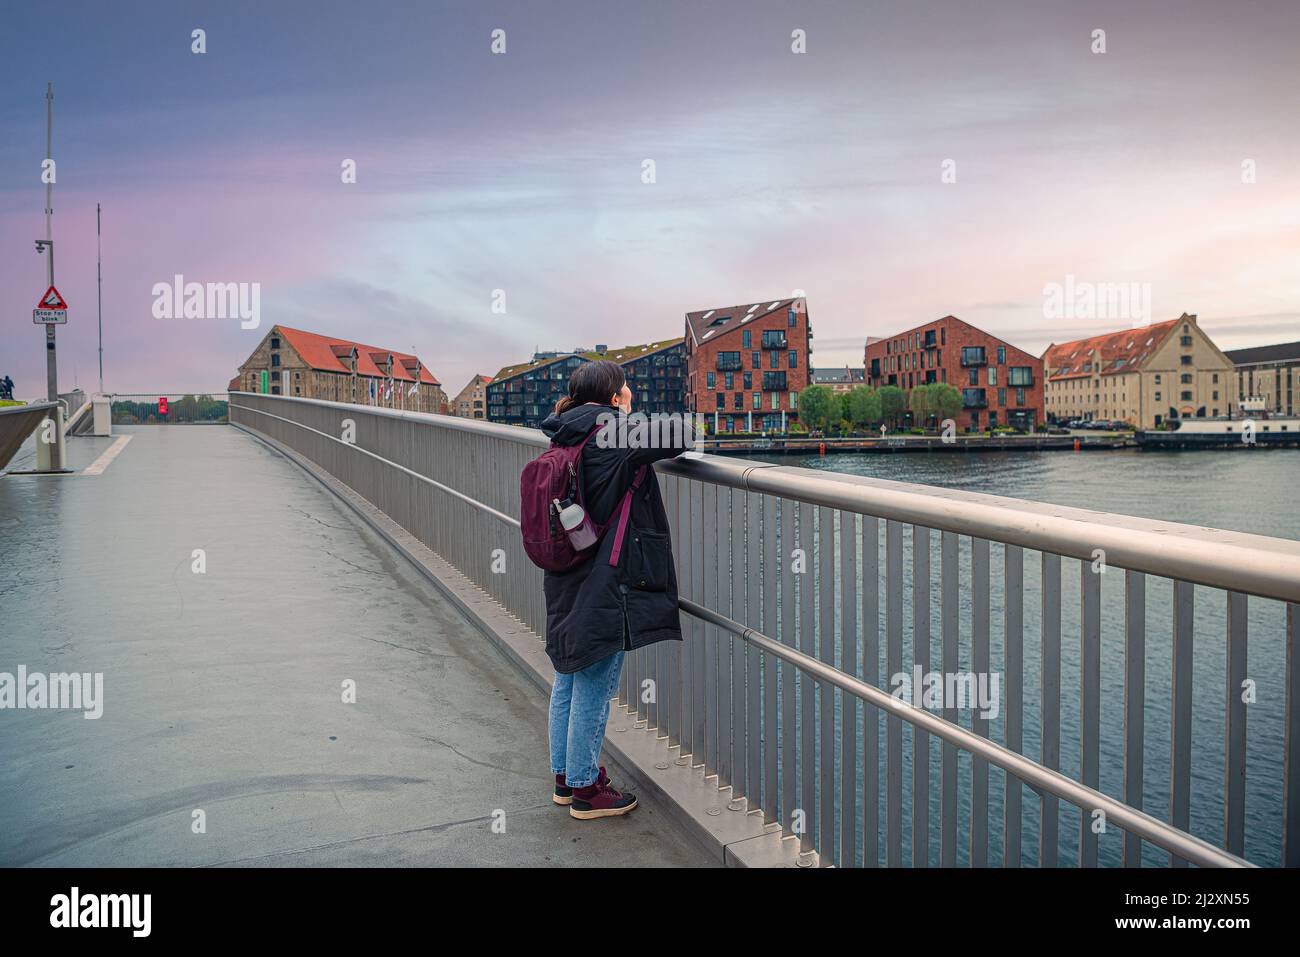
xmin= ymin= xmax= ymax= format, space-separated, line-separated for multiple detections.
xmin=0 ymin=425 xmax=712 ymax=867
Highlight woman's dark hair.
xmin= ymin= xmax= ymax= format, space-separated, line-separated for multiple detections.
xmin=554 ymin=359 xmax=626 ymax=415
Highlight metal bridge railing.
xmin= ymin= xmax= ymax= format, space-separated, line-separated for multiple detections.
xmin=106 ymin=393 xmax=229 ymax=425
xmin=229 ymin=392 xmax=1300 ymax=868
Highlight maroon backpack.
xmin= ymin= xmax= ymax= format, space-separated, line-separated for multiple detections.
xmin=521 ymin=426 xmax=645 ymax=572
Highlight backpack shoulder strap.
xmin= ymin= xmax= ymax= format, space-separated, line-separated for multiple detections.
xmin=607 ymin=464 xmax=648 ymax=567
xmin=566 ymin=423 xmax=610 ymax=498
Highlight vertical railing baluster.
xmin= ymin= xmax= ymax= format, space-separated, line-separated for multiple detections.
xmin=1004 ymin=544 xmax=1024 ymax=867
xmin=781 ymin=497 xmax=798 ymax=831
xmin=686 ymin=481 xmax=696 ymax=764
xmin=731 ymin=489 xmax=747 ymax=801
xmin=862 ymin=516 xmax=880 ymax=868
xmin=799 ymin=500 xmax=816 ymax=855
xmin=717 ymin=486 xmax=728 ymax=790
xmin=702 ymin=483 xmax=718 ymax=774
xmin=692 ymin=480 xmax=706 ymax=768
xmin=841 ymin=511 xmax=859 ymax=867
xmin=667 ymin=474 xmax=683 ymax=750
xmin=619 ymin=608 xmax=632 ymax=709
xmin=1040 ymin=552 xmax=1062 ymax=867
xmin=1285 ymin=603 xmax=1300 ymax=868
xmin=1170 ymin=580 xmax=1194 ymax=867
xmin=1225 ymin=591 xmax=1248 ymax=857
xmin=885 ymin=519 xmax=903 ymax=866
xmin=748 ymin=492 xmax=764 ymax=805
xmin=971 ymin=537 xmax=990 ymax=867
xmin=631 ymin=444 xmax=647 ymax=712
xmin=912 ymin=525 xmax=931 ymax=867
xmin=644 ymin=470 xmax=658 ymax=724
xmin=818 ymin=505 xmax=836 ymax=859
xmin=941 ymin=531 xmax=959 ymax=867
xmin=1080 ymin=557 xmax=1101 ymax=867
xmin=1123 ymin=570 xmax=1146 ymax=866
xmin=764 ymin=496 xmax=780 ymax=826
xmin=626 ymin=620 xmax=638 ymax=717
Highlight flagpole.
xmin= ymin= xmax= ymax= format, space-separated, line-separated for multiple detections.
xmin=97 ymin=202 xmax=103 ymax=393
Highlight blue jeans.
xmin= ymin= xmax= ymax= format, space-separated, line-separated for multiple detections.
xmin=548 ymin=650 xmax=625 ymax=789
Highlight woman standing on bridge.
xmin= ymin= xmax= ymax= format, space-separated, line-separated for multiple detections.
xmin=537 ymin=360 xmax=695 ymax=820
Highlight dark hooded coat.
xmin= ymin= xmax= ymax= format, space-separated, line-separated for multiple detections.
xmin=538 ymin=402 xmax=694 ymax=674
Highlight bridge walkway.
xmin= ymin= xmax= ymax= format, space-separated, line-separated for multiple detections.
xmin=0 ymin=424 xmax=712 ymax=867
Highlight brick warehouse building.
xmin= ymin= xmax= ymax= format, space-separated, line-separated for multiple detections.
xmin=486 ymin=339 xmax=686 ymax=429
xmin=450 ymin=373 xmax=492 ymax=419
xmin=864 ymin=315 xmax=1043 ymax=431
xmin=1044 ymin=314 xmax=1234 ymax=428
xmin=684 ymin=297 xmax=813 ymax=433
xmin=232 ymin=325 xmax=446 ymax=413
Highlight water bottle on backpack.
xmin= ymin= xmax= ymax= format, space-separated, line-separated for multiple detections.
xmin=554 ymin=497 xmax=598 ymax=551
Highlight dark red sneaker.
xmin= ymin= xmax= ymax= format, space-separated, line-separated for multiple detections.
xmin=569 ymin=780 xmax=637 ymax=820
xmin=553 ymin=766 xmax=609 ymax=805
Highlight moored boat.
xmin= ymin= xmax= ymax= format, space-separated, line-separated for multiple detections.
xmin=1136 ymin=398 xmax=1300 ymax=450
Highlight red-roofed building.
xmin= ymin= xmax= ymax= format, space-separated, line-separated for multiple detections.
xmin=1043 ymin=313 xmax=1235 ymax=427
xmin=865 ymin=315 xmax=1043 ymax=432
xmin=232 ymin=325 xmax=446 ymax=413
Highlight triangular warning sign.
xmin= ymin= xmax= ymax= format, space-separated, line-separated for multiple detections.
xmin=38 ymin=285 xmax=68 ymax=309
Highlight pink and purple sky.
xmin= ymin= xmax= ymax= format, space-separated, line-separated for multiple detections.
xmin=2 ymin=0 xmax=1297 ymax=398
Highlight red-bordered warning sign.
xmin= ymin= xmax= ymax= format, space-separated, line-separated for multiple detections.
xmin=33 ymin=284 xmax=69 ymax=324
xmin=37 ymin=285 xmax=68 ymax=310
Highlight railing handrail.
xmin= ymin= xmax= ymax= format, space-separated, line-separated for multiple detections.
xmin=0 ymin=400 xmax=59 ymax=416
xmin=232 ymin=401 xmax=519 ymax=526
xmin=231 ymin=392 xmax=1300 ymax=604
xmin=229 ymin=393 xmax=1258 ymax=868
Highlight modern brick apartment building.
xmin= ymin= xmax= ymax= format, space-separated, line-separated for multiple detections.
xmin=233 ymin=325 xmax=445 ymax=413
xmin=1044 ymin=313 xmax=1234 ymax=428
xmin=684 ymin=297 xmax=813 ymax=433
xmin=1225 ymin=340 xmax=1300 ymax=417
xmin=615 ymin=338 xmax=687 ymax=415
xmin=486 ymin=339 xmax=686 ymax=429
xmin=451 ymin=374 xmax=492 ymax=419
xmin=864 ymin=315 xmax=1043 ymax=431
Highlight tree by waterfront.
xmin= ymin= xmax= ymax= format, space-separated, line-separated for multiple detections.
xmin=910 ymin=383 xmax=962 ymax=429
xmin=847 ymin=385 xmax=882 ymax=429
xmin=798 ymin=384 xmax=836 ymax=431
xmin=878 ymin=385 xmax=906 ymax=430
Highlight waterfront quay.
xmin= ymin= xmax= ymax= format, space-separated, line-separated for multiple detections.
xmin=701 ymin=431 xmax=1134 ymax=455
